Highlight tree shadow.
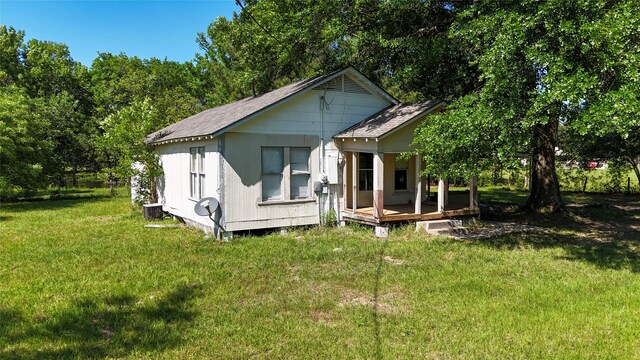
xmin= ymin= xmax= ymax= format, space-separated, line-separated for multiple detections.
xmin=471 ymin=200 xmax=640 ymax=272
xmin=1 ymin=283 xmax=203 ymax=359
xmin=473 ymin=230 xmax=640 ymax=272
xmin=0 ymin=195 xmax=115 ymax=214
xmin=371 ymin=238 xmax=389 ymax=360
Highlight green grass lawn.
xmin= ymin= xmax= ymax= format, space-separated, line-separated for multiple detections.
xmin=1 ymin=189 xmax=640 ymax=358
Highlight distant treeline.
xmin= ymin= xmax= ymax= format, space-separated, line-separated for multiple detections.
xmin=1 ymin=0 xmax=638 ymax=207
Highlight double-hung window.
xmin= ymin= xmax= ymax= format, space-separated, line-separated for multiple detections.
xmin=190 ymin=146 xmax=205 ymax=199
xmin=261 ymin=147 xmax=311 ymax=202
xmin=290 ymin=147 xmax=310 ymax=199
xmin=261 ymin=147 xmax=284 ymax=201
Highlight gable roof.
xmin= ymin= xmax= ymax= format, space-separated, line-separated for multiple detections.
xmin=333 ymin=100 xmax=444 ymax=140
xmin=148 ymin=66 xmax=398 ymax=145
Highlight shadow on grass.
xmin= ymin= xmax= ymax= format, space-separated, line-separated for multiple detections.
xmin=1 ymin=283 xmax=203 ymax=359
xmin=474 ymin=231 xmax=640 ymax=272
xmin=472 ymin=197 xmax=640 ymax=272
xmin=371 ymin=238 xmax=389 ymax=360
xmin=0 ymin=195 xmax=115 ymax=214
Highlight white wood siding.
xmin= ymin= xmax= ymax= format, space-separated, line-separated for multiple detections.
xmin=223 ymin=132 xmax=320 ymax=231
xmin=156 ymin=139 xmax=220 ymax=229
xmin=232 ymin=88 xmax=391 ymax=152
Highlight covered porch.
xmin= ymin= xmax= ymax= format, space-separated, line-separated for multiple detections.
xmin=340 ymin=150 xmax=479 ymax=225
xmin=333 ymin=101 xmax=479 ymax=226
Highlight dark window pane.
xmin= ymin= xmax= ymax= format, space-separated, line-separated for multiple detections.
xmin=395 ymin=170 xmax=408 ymax=190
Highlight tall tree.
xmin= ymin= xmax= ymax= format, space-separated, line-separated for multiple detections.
xmin=340 ymin=0 xmax=474 ymax=100
xmin=413 ymin=0 xmax=640 ymax=211
xmin=0 ymin=26 xmax=96 ymax=190
xmin=98 ymin=100 xmax=163 ymax=202
xmin=0 ymin=26 xmax=25 ymax=86
xmin=90 ymin=54 xmax=203 ymax=189
xmin=196 ymin=0 xmax=351 ymax=104
xmin=20 ymin=39 xmax=96 ymax=188
xmin=0 ymin=85 xmax=51 ymax=192
xmin=196 ymin=0 xmax=470 ymax=104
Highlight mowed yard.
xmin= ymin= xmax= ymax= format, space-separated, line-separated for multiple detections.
xmin=1 ymin=189 xmax=640 ymax=359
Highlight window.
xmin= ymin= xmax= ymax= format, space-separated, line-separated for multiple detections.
xmin=190 ymin=146 xmax=205 ymax=199
xmin=262 ymin=147 xmax=283 ymax=201
xmin=290 ymin=147 xmax=310 ymax=199
xmin=261 ymin=147 xmax=311 ymax=201
xmin=358 ymin=153 xmax=373 ymax=191
xmin=394 ymin=156 xmax=408 ymax=191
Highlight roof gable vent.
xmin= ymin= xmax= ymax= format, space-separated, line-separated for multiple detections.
xmin=343 ymin=75 xmax=371 ymax=95
xmin=312 ymin=74 xmax=373 ymax=95
xmin=313 ymin=76 xmax=342 ymax=92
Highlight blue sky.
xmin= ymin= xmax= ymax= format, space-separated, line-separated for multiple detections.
xmin=0 ymin=0 xmax=239 ymax=66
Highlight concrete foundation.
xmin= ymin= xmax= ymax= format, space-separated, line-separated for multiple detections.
xmin=375 ymin=226 xmax=389 ymax=238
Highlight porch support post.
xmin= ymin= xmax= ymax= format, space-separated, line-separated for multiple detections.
xmin=414 ymin=155 xmax=422 ymax=214
xmin=373 ymin=152 xmax=384 ymax=219
xmin=352 ymin=152 xmax=358 ymax=213
xmin=469 ymin=176 xmax=478 ymax=211
xmin=437 ymin=178 xmax=445 ymax=213
xmin=341 ymin=152 xmax=349 ymax=220
xmin=444 ymin=178 xmax=450 ymax=205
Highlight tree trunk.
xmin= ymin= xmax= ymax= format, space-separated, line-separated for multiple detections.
xmin=524 ymin=115 xmax=564 ymax=212
xmin=72 ymin=164 xmax=78 ymax=187
xmin=627 ymin=157 xmax=640 ymax=190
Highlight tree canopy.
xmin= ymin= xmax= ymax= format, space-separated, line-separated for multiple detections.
xmin=1 ymin=0 xmax=638 ymax=206
xmin=413 ymin=0 xmax=640 ymax=210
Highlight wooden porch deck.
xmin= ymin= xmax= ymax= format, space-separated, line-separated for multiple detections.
xmin=342 ymin=201 xmax=479 ymax=225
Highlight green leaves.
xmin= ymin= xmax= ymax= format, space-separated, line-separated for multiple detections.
xmin=98 ymin=100 xmax=162 ymax=202
xmin=0 ymin=86 xmax=50 ymax=191
xmin=412 ymin=0 xmax=640 ymax=183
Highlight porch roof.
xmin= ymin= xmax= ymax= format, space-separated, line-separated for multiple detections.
xmin=333 ymin=100 xmax=444 ymax=140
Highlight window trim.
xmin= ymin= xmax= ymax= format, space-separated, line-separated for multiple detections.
xmin=394 ymin=155 xmax=409 ymax=191
xmin=261 ymin=147 xmax=285 ymax=202
xmin=261 ymin=146 xmax=312 ymax=203
xmin=358 ymin=153 xmax=373 ymax=191
xmin=189 ymin=146 xmax=205 ymax=200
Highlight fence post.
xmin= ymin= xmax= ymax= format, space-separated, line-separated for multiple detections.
xmin=628 ymin=177 xmax=631 ymax=194
xmin=583 ymin=177 xmax=588 ymax=193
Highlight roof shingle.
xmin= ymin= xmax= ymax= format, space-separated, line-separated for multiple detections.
xmin=333 ymin=100 xmax=444 ymax=139
xmin=147 ymin=66 xmax=398 ymax=145
xmin=147 ymin=74 xmax=329 ymax=144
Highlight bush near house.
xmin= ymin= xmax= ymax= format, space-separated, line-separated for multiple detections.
xmin=1 ymin=188 xmax=639 ymax=358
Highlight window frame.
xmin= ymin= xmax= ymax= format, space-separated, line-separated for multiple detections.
xmin=290 ymin=147 xmax=311 ymax=200
xmin=261 ymin=146 xmax=312 ymax=203
xmin=261 ymin=147 xmax=285 ymax=202
xmin=358 ymin=153 xmax=373 ymax=191
xmin=394 ymin=155 xmax=409 ymax=192
xmin=189 ymin=146 xmax=205 ymax=199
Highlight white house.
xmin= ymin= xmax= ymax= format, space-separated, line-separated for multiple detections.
xmin=147 ymin=67 xmax=479 ymax=237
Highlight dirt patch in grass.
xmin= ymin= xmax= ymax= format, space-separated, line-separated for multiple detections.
xmin=337 ymin=289 xmax=402 ymax=314
xmin=472 ymin=192 xmax=640 ymax=271
xmin=478 ymin=194 xmax=640 ymax=243
xmin=458 ymin=222 xmax=546 ymax=240
xmin=383 ymin=255 xmax=406 ymax=265
xmin=308 ymin=310 xmax=338 ymax=324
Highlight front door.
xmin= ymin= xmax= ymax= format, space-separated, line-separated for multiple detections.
xmin=357 ymin=153 xmax=373 ymax=207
